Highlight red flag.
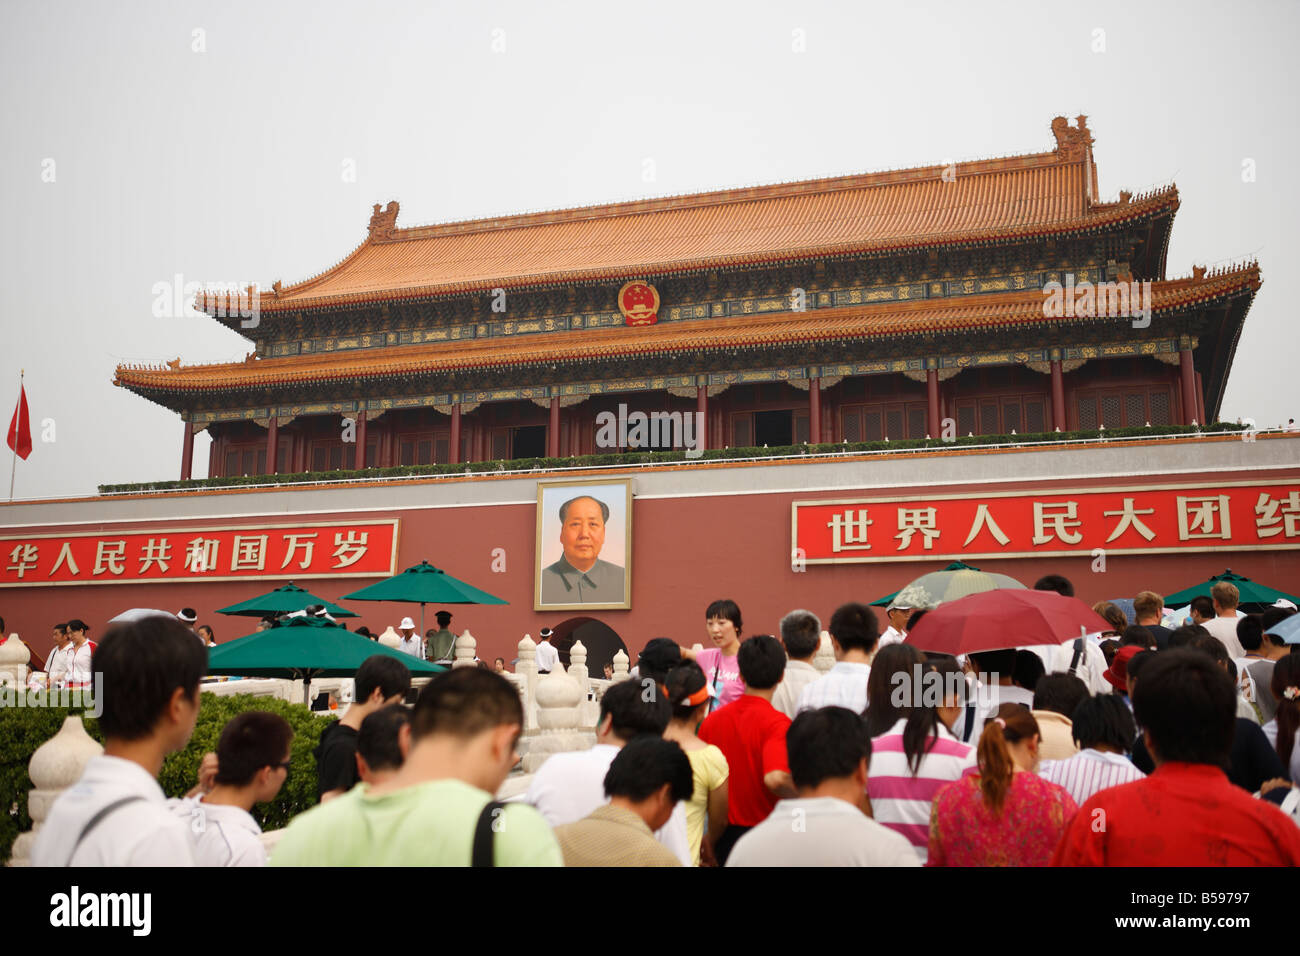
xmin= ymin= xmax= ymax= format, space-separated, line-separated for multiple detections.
xmin=7 ymin=384 xmax=32 ymax=460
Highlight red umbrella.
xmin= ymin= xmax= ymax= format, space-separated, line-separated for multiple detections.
xmin=904 ymin=589 xmax=1111 ymax=657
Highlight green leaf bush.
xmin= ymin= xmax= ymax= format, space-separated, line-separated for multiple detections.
xmin=98 ymin=423 xmax=1246 ymax=494
xmin=1 ymin=691 xmax=332 ymax=863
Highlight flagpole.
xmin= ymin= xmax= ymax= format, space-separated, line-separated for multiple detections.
xmin=8 ymin=369 xmax=20 ymax=502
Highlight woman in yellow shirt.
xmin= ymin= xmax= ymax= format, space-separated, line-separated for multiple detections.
xmin=663 ymin=661 xmax=729 ymax=865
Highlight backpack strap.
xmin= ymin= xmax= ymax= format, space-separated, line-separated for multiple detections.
xmin=472 ymin=800 xmax=505 ymax=868
xmin=1069 ymin=638 xmax=1085 ymax=675
xmin=961 ymin=699 xmax=977 ymax=743
xmin=65 ymin=795 xmax=146 ymax=866
xmin=1281 ymin=787 xmax=1300 ymax=818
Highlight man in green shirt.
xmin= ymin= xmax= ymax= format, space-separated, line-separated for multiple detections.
xmin=425 ymin=610 xmax=457 ymax=663
xmin=271 ymin=669 xmax=561 ymax=867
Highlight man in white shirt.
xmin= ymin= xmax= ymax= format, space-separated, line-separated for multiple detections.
xmin=172 ymin=711 xmax=293 ymax=866
xmin=770 ymin=609 xmax=823 ymax=719
xmin=34 ymin=615 xmax=208 ymax=867
xmin=877 ymin=600 xmax=912 ymax=648
xmin=727 ymin=706 xmax=919 ymax=867
xmin=525 ymin=678 xmax=691 ymax=864
xmin=535 ymin=627 xmax=560 ymax=674
xmin=63 ymin=619 xmax=96 ymax=689
xmin=46 ymin=622 xmax=72 ymax=688
xmin=1203 ymin=582 xmax=1247 ymax=659
xmin=797 ymin=603 xmax=878 ymax=714
xmin=952 ymin=649 xmax=1037 ymax=744
xmin=395 ymin=617 xmax=424 ymax=658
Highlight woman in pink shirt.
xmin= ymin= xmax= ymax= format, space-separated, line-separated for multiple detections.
xmin=692 ymin=599 xmax=746 ymax=713
xmin=928 ymin=703 xmax=1078 ymax=866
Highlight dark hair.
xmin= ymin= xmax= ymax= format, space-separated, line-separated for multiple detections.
xmin=1167 ymin=623 xmax=1209 ymax=649
xmin=864 ymin=643 xmax=925 ymax=737
xmin=1033 ymin=574 xmax=1074 ymax=597
xmin=828 ymin=602 xmax=879 ymax=655
xmin=900 ymin=657 xmax=966 ymax=774
xmin=180 ymin=607 xmax=197 ymax=620
xmin=1098 ymin=639 xmax=1120 ymax=666
xmin=214 ymin=711 xmax=294 ymax=786
xmin=968 ymin=648 xmax=1017 ymax=678
xmin=664 ymin=660 xmax=710 ymax=721
xmin=637 ymin=637 xmax=683 ymax=687
xmin=1032 ymin=672 xmax=1089 ymax=718
xmin=355 ymin=655 xmax=411 ymax=703
xmin=358 ymin=704 xmax=410 ymax=774
xmin=53 ymin=622 xmax=67 ymax=634
xmin=599 ymin=677 xmax=670 ymax=739
xmin=705 ymin=599 xmax=743 ymax=637
xmin=1189 ymin=595 xmax=1215 ymax=620
xmin=354 ymin=626 xmax=373 ymax=639
xmin=1127 ymin=649 xmax=1156 ymax=686
xmin=558 ymin=494 xmax=609 ymax=523
xmin=1185 ymin=632 xmax=1230 ymax=668
xmin=1132 ymin=650 xmax=1235 ymax=766
xmin=1120 ymin=625 xmax=1155 ymax=649
xmin=1012 ymin=650 xmax=1046 ymax=691
xmin=737 ymin=634 xmax=786 ymax=689
xmin=94 ymin=617 xmax=207 ymax=741
xmin=603 ymin=737 xmax=693 ymax=803
xmin=197 ymin=625 xmax=214 ymax=641
xmin=1236 ymin=615 xmax=1264 ymax=653
xmin=1070 ymin=695 xmax=1136 ymax=752
xmin=779 ymin=609 xmax=821 ymax=659
xmin=67 ymin=619 xmax=88 ymax=633
xmin=1271 ymin=655 xmax=1300 ymax=772
xmin=788 ymin=707 xmax=870 ymax=789
xmin=410 ymin=668 xmax=522 ymax=741
xmin=435 ymin=611 xmax=452 ymax=625
xmin=976 ymin=704 xmax=1040 ymax=813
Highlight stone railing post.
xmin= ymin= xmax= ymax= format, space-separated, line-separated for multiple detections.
xmin=517 ymin=635 xmax=538 ymax=730
xmin=0 ymin=634 xmax=31 ymax=687
xmin=814 ymin=630 xmax=835 ymax=673
xmin=8 ymin=716 xmax=103 ymax=866
xmin=453 ymin=630 xmax=477 ymax=668
xmin=569 ymin=640 xmax=597 ymax=727
xmin=378 ymin=626 xmax=401 ymax=649
xmin=522 ymin=665 xmax=594 ymax=772
xmin=611 ymin=649 xmax=630 ymax=682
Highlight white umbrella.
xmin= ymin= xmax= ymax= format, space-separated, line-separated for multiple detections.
xmin=108 ymin=608 xmax=179 ymax=623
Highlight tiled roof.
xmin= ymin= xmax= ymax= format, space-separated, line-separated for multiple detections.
xmin=120 ymin=264 xmax=1259 ymax=395
xmin=196 ymin=116 xmax=1178 ymax=315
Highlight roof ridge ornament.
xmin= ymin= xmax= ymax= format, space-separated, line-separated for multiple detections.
xmin=1050 ymin=115 xmax=1094 ymax=163
xmin=368 ymin=200 xmax=400 ymax=241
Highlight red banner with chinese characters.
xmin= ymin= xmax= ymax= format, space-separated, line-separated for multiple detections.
xmin=0 ymin=521 xmax=399 ymax=587
xmin=793 ymin=483 xmax=1300 ymax=564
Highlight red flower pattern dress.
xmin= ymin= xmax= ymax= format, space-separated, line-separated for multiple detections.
xmin=928 ymin=771 xmax=1078 ymax=866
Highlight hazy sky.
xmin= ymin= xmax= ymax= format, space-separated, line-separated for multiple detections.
xmin=2 ymin=0 xmax=1296 ymax=500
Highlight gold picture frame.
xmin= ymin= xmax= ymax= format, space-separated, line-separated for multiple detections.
xmin=535 ymin=478 xmax=632 ymax=611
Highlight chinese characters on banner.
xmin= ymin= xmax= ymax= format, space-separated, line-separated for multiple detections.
xmin=0 ymin=521 xmax=399 ymax=587
xmin=793 ymin=484 xmax=1300 ymax=564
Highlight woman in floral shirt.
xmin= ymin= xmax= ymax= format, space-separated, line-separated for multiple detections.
xmin=928 ymin=703 xmax=1078 ymax=866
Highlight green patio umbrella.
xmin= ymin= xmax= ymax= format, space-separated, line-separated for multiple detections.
xmin=215 ymin=582 xmax=358 ymax=619
xmin=869 ymin=561 xmax=986 ymax=607
xmin=205 ymin=614 xmax=445 ymax=704
xmin=1161 ymin=569 xmax=1300 ymax=613
xmin=342 ymin=560 xmax=508 ymax=634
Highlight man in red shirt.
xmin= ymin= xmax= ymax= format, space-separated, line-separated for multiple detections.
xmin=698 ymin=634 xmax=796 ymax=865
xmin=1052 ymin=649 xmax=1300 ymax=866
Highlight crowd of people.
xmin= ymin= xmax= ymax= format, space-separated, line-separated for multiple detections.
xmin=23 ymin=572 xmax=1300 ymax=866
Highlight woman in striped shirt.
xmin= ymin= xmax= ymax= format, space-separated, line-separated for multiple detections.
xmin=867 ymin=656 xmax=976 ymax=863
xmin=1038 ymin=695 xmax=1146 ymax=804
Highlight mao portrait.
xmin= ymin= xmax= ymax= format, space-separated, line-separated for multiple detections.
xmin=535 ymin=479 xmax=631 ymax=610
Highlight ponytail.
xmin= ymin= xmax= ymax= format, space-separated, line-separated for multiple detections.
xmin=976 ymin=703 xmax=1039 ymax=814
xmin=1272 ymin=656 xmax=1300 ymax=770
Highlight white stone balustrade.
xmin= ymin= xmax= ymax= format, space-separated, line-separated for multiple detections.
xmin=8 ymin=716 xmax=103 ymax=866
xmin=377 ymin=626 xmax=400 ymax=649
xmin=452 ymin=630 xmax=477 ymax=668
xmin=0 ymin=634 xmax=30 ymax=687
xmin=522 ymin=664 xmax=594 ymax=772
xmin=814 ymin=630 xmax=835 ymax=673
xmin=611 ymin=649 xmax=630 ymax=681
xmin=516 ymin=634 xmax=539 ymax=730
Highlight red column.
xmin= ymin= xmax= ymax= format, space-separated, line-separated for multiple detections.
xmin=925 ymin=369 xmax=939 ymax=438
xmin=1179 ymin=348 xmax=1197 ymax=425
xmin=548 ymin=397 xmax=560 ymax=457
xmin=449 ymin=404 xmax=461 ymax=463
xmin=1050 ymin=360 xmax=1066 ymax=431
xmin=696 ymin=386 xmax=708 ymax=452
xmin=809 ymin=378 xmax=822 ymax=445
xmin=355 ymin=411 xmax=367 ymax=469
xmin=1195 ymin=371 xmax=1206 ymax=426
xmin=180 ymin=422 xmax=194 ymax=480
xmin=266 ymin=417 xmax=279 ymax=474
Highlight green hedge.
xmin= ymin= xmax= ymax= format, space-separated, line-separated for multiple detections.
xmin=1 ymin=691 xmax=332 ymax=863
xmin=98 ymin=422 xmax=1245 ymax=494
